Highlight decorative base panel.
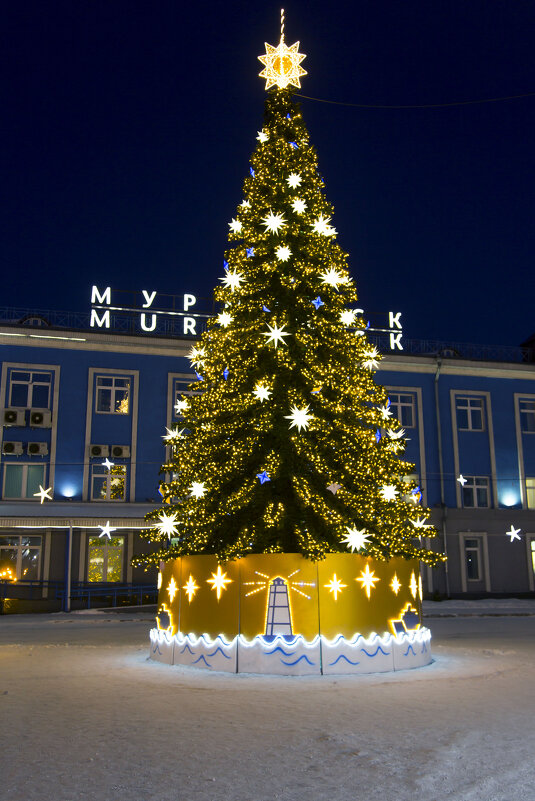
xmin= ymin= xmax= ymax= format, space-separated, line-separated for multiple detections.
xmin=149 ymin=627 xmax=432 ymax=675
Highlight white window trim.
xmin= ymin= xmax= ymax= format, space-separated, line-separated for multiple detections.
xmin=455 ymin=395 xmax=486 ymax=432
xmin=384 ymin=386 xmax=427 ymax=506
xmin=0 ymin=362 xmax=60 ymax=489
xmin=165 ymin=372 xmax=195 ymax=475
xmin=83 ymin=368 xmax=139 ymax=502
xmin=514 ymin=393 xmax=535 ymax=509
xmin=461 ymin=475 xmax=491 ymax=509
xmin=8 ymin=369 xmax=53 ymax=409
xmin=526 ymin=534 xmax=535 ymax=593
xmin=0 ymin=533 xmax=42 ymax=580
xmin=459 ymin=532 xmax=491 ymax=593
xmin=90 ymin=465 xmax=127 ymax=502
xmin=2 ymin=462 xmax=47 ymax=500
xmin=518 ymin=398 xmax=535 ymax=435
xmin=95 ymin=375 xmax=132 ymax=415
xmin=86 ymin=534 xmax=125 ymax=583
xmin=451 ymin=390 xmax=497 ymax=509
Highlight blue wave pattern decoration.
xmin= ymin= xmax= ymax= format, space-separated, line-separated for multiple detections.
xmin=192 ymin=654 xmax=212 ymax=667
xmin=265 ymin=646 xmax=295 ymax=657
xmin=361 ymin=645 xmax=390 ymax=658
xmin=206 ymin=646 xmax=231 ymax=659
xmin=403 ymin=644 xmax=416 ymax=657
xmin=329 ymin=654 xmax=360 ymax=667
xmin=179 ymin=642 xmax=196 ymax=655
xmin=280 ymin=654 xmax=315 ymax=667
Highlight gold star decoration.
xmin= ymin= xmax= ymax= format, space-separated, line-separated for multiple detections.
xmin=356 ymin=564 xmax=380 ymax=599
xmin=183 ymin=574 xmax=199 ymax=603
xmin=258 ymin=35 xmax=307 ymax=90
xmin=207 ymin=565 xmax=233 ymax=600
xmin=167 ymin=576 xmax=178 ymax=603
xmin=390 ymin=574 xmax=402 ymax=595
xmin=324 ymin=573 xmax=347 ymax=601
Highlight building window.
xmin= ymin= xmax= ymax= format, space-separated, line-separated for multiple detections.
xmin=87 ymin=535 xmax=124 ymax=582
xmin=9 ymin=371 xmax=52 ymax=408
xmin=388 ymin=393 xmax=415 ymax=428
xmin=519 ymin=399 xmax=535 ymax=433
xmin=530 ymin=539 xmax=535 ymax=579
xmin=464 ymin=537 xmax=482 ymax=581
xmin=525 ymin=478 xmax=535 ymax=510
xmin=462 ymin=476 xmax=490 ymax=508
xmin=0 ymin=535 xmax=41 ymax=580
xmin=173 ymin=381 xmax=198 ymax=420
xmin=91 ymin=465 xmax=126 ymax=501
xmin=95 ymin=376 xmax=130 ymax=414
xmin=3 ymin=464 xmax=46 ymax=499
xmin=456 ymin=396 xmax=485 ymax=431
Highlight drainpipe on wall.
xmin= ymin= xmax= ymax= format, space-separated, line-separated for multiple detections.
xmin=63 ymin=521 xmax=73 ymax=612
xmin=434 ymin=357 xmax=450 ymax=598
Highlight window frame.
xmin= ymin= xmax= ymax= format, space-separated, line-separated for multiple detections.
xmin=387 ymin=392 xmax=416 ymax=428
xmin=463 ymin=537 xmax=482 ymax=581
xmin=525 ymin=478 xmax=535 ymax=510
xmin=8 ymin=370 xmax=53 ymax=409
xmin=0 ymin=534 xmax=42 ymax=580
xmin=519 ymin=399 xmax=535 ymax=434
xmin=461 ymin=475 xmax=490 ymax=508
xmin=2 ymin=463 xmax=47 ymax=500
xmin=456 ymin=395 xmax=485 ymax=432
xmin=87 ymin=534 xmax=125 ymax=583
xmin=90 ymin=464 xmax=127 ymax=502
xmin=95 ymin=375 xmax=131 ymax=415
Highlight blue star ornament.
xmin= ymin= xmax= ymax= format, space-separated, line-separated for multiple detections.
xmin=286 ymin=113 xmax=291 ymax=120
xmin=246 ymin=247 xmax=255 ymax=258
xmin=223 ymin=367 xmax=229 ymax=380
xmin=223 ymin=259 xmax=229 ymax=271
xmin=262 ymin=305 xmax=271 ymax=313
xmin=289 ymin=141 xmax=298 ymax=149
xmin=375 ymin=429 xmax=382 ymax=443
xmin=256 ymin=470 xmax=270 ymax=484
xmin=250 ymin=167 xmax=255 ymax=178
xmin=312 ymin=296 xmax=324 ymax=310
xmin=195 ymin=371 xmax=204 ymax=381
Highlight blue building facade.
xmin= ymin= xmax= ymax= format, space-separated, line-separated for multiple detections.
xmin=1 ymin=312 xmax=534 ymax=610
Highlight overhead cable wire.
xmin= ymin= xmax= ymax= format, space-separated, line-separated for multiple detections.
xmin=295 ymin=90 xmax=535 ymax=110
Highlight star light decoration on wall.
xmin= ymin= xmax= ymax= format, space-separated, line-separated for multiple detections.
xmin=33 ymin=485 xmax=53 ymax=504
xmin=258 ymin=17 xmax=307 ymax=90
xmin=324 ymin=573 xmax=347 ymax=600
xmin=356 ymin=564 xmax=380 ymax=599
xmin=98 ymin=521 xmax=116 ymax=540
xmin=207 ymin=565 xmax=233 ymax=600
xmin=505 ymin=525 xmax=521 ymax=542
xmin=183 ymin=574 xmax=199 ymax=602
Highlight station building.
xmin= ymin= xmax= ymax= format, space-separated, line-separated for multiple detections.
xmin=0 ymin=303 xmax=534 ymax=611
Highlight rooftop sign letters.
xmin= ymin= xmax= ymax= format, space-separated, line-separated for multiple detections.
xmin=89 ymin=286 xmax=403 ymax=349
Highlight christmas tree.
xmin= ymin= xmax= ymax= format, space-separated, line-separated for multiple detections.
xmin=137 ymin=21 xmax=444 ymax=571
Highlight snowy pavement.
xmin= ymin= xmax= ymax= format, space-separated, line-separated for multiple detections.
xmin=1 ymin=604 xmax=534 ymax=801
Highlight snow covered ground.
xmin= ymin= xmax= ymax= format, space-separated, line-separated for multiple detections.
xmin=1 ymin=602 xmax=534 ymax=801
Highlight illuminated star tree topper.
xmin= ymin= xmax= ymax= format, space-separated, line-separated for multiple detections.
xmin=258 ymin=9 xmax=307 ymax=90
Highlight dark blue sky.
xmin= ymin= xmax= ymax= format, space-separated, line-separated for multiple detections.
xmin=2 ymin=0 xmax=534 ymax=345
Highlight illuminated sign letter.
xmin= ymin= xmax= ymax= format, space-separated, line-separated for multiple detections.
xmin=183 ymin=294 xmax=196 ymax=311
xmin=183 ymin=317 xmax=196 ymax=335
xmin=140 ymin=313 xmax=157 ymax=332
xmin=141 ymin=290 xmax=157 ymax=308
xmin=91 ymin=286 xmax=111 ymax=305
xmin=390 ymin=332 xmax=403 ymax=350
xmin=388 ymin=312 xmax=402 ymax=329
xmin=90 ymin=309 xmax=110 ymax=328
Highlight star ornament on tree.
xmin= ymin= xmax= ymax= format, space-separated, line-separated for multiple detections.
xmin=162 ymin=427 xmax=185 ymax=442
xmin=189 ymin=481 xmax=207 ymax=499
xmin=275 ymin=245 xmax=292 ymax=262
xmin=312 ymin=215 xmax=337 ymax=237
xmin=291 ymin=198 xmax=306 ymax=214
xmin=228 ymin=218 xmax=242 ymax=234
xmin=256 ymin=130 xmax=268 ymax=143
xmin=258 ymin=37 xmax=307 ymax=90
xmin=320 ymin=268 xmax=347 ymax=290
xmin=381 ymin=485 xmax=398 ymax=502
xmin=262 ymin=322 xmax=290 ymax=348
xmin=286 ymin=173 xmax=302 ymax=189
xmin=155 ymin=512 xmax=179 ymax=539
xmin=340 ymin=309 xmax=357 ymax=326
xmin=362 ymin=347 xmax=380 ymax=370
xmin=219 ymin=271 xmax=244 ymax=293
xmin=253 ymin=384 xmax=272 ymax=402
xmin=217 ymin=311 xmax=233 ymax=327
xmin=341 ymin=527 xmax=370 ymax=553
xmin=285 ymin=404 xmax=313 ymax=432
xmin=262 ymin=211 xmax=287 ymax=234
xmin=174 ymin=398 xmax=188 ymax=414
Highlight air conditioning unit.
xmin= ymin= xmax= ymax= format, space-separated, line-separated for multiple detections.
xmin=111 ymin=444 xmax=130 ymax=458
xmin=89 ymin=444 xmax=109 ymax=458
xmin=3 ymin=408 xmax=26 ymax=427
xmin=2 ymin=441 xmax=23 ymax=455
xmin=29 ymin=409 xmax=52 ymax=428
xmin=27 ymin=442 xmax=49 ymax=456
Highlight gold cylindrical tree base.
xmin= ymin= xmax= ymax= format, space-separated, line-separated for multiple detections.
xmin=150 ymin=553 xmax=431 ymax=675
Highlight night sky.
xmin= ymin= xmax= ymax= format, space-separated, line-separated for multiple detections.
xmin=2 ymin=1 xmax=534 ymax=346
